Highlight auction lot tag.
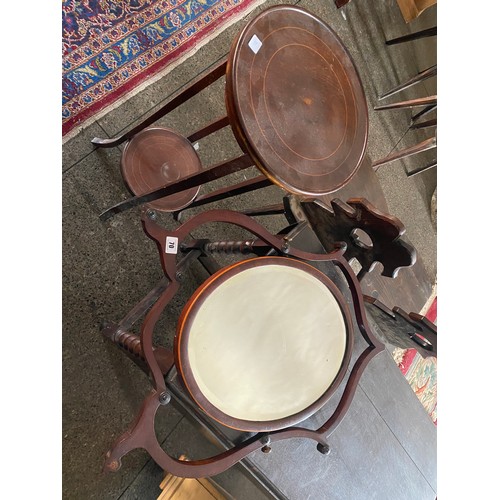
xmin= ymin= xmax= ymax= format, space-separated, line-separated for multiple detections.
xmin=165 ymin=236 xmax=178 ymax=254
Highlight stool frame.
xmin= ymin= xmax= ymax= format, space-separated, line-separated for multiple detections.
xmin=101 ymin=209 xmax=384 ymax=478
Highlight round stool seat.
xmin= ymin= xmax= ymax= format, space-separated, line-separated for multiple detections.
xmin=121 ymin=127 xmax=202 ymax=212
xmin=175 ymin=257 xmax=352 ymax=432
xmin=226 ymin=5 xmax=368 ymax=197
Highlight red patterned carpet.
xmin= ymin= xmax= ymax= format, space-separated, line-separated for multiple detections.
xmin=393 ymin=297 xmax=437 ymax=425
xmin=62 ymin=0 xmax=263 ymax=139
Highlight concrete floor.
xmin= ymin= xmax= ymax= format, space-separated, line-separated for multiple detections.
xmin=62 ymin=0 xmax=437 ymax=498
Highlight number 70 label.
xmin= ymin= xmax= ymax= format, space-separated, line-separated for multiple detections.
xmin=165 ymin=236 xmax=178 ymax=254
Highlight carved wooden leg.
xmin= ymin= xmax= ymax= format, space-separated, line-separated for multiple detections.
xmin=100 ymin=250 xmax=201 ymax=375
xmin=102 ymin=324 xmax=174 ymax=376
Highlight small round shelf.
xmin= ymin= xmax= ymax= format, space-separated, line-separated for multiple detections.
xmin=226 ymin=5 xmax=368 ymax=197
xmin=121 ymin=127 xmax=202 ymax=212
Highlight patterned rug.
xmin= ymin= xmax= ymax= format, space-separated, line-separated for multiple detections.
xmin=62 ymin=0 xmax=263 ymax=139
xmin=392 ymin=297 xmax=437 ymax=425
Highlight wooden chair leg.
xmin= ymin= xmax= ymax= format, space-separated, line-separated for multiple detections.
xmin=91 ymin=60 xmax=227 ymax=148
xmin=410 ymin=118 xmax=437 ymax=130
xmin=173 ymin=175 xmax=273 ymax=221
xmin=407 ymin=160 xmax=437 ymax=177
xmin=240 ymin=203 xmax=286 ymax=217
xmin=411 ymin=104 xmax=436 ymax=124
xmin=99 ymin=250 xmax=205 ymax=375
xmin=187 ymin=116 xmax=230 ymax=143
xmin=372 ymin=136 xmax=436 ymax=171
xmin=100 ymin=154 xmax=255 ymax=221
xmin=374 ymin=95 xmax=437 ymax=111
xmin=385 ymin=27 xmax=437 ymax=46
xmin=379 ymin=65 xmax=437 ymax=100
xmin=212 ymin=195 xmax=299 ymax=223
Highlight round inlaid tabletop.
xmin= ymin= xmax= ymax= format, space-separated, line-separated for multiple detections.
xmin=121 ymin=127 xmax=202 ymax=212
xmin=225 ymin=5 xmax=368 ymax=197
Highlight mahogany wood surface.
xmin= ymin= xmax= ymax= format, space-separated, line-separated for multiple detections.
xmin=99 ymin=6 xmax=371 ymax=221
xmin=225 ymin=5 xmax=368 ymax=197
xmin=121 ymin=127 xmax=202 ymax=211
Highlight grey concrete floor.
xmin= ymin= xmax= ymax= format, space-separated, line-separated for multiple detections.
xmin=62 ymin=1 xmax=436 ymax=498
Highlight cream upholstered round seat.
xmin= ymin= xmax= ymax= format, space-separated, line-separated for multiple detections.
xmin=176 ymin=257 xmax=352 ymax=432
